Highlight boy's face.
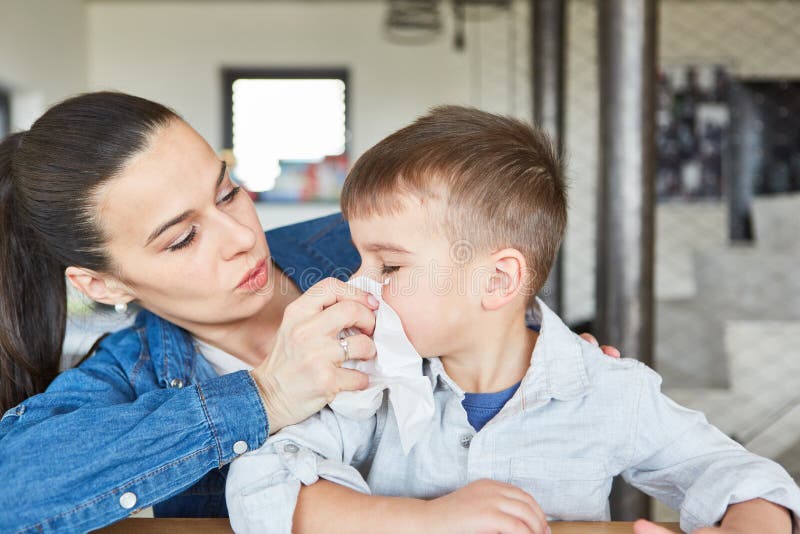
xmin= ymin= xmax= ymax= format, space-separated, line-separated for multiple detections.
xmin=349 ymin=196 xmax=488 ymax=358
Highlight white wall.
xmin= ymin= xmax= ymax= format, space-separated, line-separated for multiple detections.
xmin=86 ymin=1 xmax=474 ymax=158
xmin=0 ymin=0 xmax=87 ymax=129
xmin=7 ymin=0 xmax=799 ymax=323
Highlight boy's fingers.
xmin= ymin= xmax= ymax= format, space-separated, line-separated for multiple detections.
xmin=493 ymin=516 xmax=534 ymax=534
xmin=632 ymin=519 xmax=676 ymax=534
xmin=579 ymin=332 xmax=599 ymax=346
xmin=498 ymin=499 xmax=548 ymax=534
xmin=501 ymin=487 xmax=547 ymax=528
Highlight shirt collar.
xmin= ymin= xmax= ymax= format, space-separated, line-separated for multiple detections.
xmin=424 ymin=297 xmax=590 ymax=408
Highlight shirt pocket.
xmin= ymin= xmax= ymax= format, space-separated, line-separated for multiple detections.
xmin=509 ymin=456 xmax=610 ymax=521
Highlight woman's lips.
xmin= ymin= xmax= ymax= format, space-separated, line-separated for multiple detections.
xmin=237 ymin=258 xmax=268 ymax=291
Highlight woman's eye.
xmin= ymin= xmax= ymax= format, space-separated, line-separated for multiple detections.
xmin=381 ymin=265 xmax=400 ymax=275
xmin=168 ymin=225 xmax=197 ymax=252
xmin=217 ymin=186 xmax=241 ymax=204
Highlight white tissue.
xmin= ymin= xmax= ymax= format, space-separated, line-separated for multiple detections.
xmin=330 ymin=276 xmax=435 ymax=454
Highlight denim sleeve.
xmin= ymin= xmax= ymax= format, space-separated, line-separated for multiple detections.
xmin=226 ymin=405 xmax=378 ymax=534
xmin=0 ymin=347 xmax=268 ymax=533
xmin=621 ymin=365 xmax=800 ymax=533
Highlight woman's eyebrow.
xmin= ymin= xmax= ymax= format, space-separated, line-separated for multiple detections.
xmin=144 ymin=161 xmax=227 ymax=246
xmin=215 ymin=160 xmax=227 ymax=188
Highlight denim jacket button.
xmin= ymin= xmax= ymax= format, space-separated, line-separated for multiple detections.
xmin=233 ymin=441 xmax=249 ymax=455
xmin=169 ymin=378 xmax=184 ymax=389
xmin=284 ymin=443 xmax=299 ymax=453
xmin=119 ymin=492 xmax=137 ymax=509
xmin=459 ymin=434 xmax=473 ymax=449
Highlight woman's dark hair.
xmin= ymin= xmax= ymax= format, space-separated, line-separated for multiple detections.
xmin=0 ymin=91 xmax=179 ymax=413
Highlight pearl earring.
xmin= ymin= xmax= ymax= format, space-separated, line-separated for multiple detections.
xmin=114 ymin=302 xmax=128 ymax=314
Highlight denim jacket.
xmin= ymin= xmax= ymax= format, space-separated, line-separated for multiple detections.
xmin=0 ymin=213 xmax=361 ymax=533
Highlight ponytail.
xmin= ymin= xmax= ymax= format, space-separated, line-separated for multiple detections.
xmin=0 ymin=92 xmax=178 ymax=414
xmin=0 ymin=133 xmax=64 ymax=413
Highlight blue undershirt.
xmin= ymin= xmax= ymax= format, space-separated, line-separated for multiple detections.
xmin=461 ymin=381 xmax=522 ymax=432
xmin=459 ymin=323 xmax=537 ymax=432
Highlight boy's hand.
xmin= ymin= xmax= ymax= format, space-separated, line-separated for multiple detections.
xmin=633 ymin=519 xmax=693 ymax=533
xmin=633 ymin=496 xmax=792 ymax=534
xmin=579 ymin=333 xmax=622 ymax=358
xmin=426 ymin=479 xmax=550 ymax=534
xmin=634 ymin=518 xmax=731 ymax=533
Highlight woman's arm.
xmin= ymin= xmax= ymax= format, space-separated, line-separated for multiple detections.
xmin=1 ymin=277 xmax=379 ymax=533
xmin=0 ymin=346 xmax=268 ymax=534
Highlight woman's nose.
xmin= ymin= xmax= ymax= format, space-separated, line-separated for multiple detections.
xmin=219 ymin=214 xmax=257 ymax=260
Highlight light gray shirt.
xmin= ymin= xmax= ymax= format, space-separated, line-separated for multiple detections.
xmin=226 ymin=299 xmax=800 ymax=533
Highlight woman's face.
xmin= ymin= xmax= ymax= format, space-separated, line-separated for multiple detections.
xmin=93 ymin=119 xmax=273 ymax=328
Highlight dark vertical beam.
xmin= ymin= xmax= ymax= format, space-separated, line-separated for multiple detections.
xmin=728 ymin=84 xmax=758 ymax=241
xmin=597 ymin=0 xmax=658 ymax=521
xmin=532 ymin=0 xmax=567 ymax=314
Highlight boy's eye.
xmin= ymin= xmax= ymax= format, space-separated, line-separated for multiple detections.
xmin=217 ymin=186 xmax=241 ymax=204
xmin=381 ymin=265 xmax=400 ymax=275
xmin=168 ymin=225 xmax=198 ymax=252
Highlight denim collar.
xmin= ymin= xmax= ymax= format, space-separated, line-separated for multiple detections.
xmin=425 ymin=297 xmax=590 ymax=408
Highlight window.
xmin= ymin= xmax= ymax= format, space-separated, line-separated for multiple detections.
xmin=222 ymin=68 xmax=349 ymax=201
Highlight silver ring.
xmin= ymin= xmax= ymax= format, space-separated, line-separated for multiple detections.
xmin=338 ymin=336 xmax=349 ymax=363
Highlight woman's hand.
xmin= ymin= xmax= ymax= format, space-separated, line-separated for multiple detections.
xmin=251 ymin=277 xmax=379 ymax=434
xmin=425 ymin=479 xmax=550 ymax=534
xmin=579 ymin=332 xmax=622 ymax=358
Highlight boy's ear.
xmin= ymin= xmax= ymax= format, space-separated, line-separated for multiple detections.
xmin=482 ymin=248 xmax=530 ymax=311
xmin=65 ymin=266 xmax=136 ymax=307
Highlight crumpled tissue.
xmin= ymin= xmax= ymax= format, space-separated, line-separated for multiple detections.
xmin=329 ymin=276 xmax=435 ymax=454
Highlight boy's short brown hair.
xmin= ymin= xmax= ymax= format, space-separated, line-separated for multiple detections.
xmin=341 ymin=105 xmax=567 ymax=299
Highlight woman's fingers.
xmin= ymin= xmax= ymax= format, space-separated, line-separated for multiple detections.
xmin=334 ymin=333 xmax=377 ymax=363
xmin=310 ymin=299 xmax=378 ymax=338
xmin=579 ymin=332 xmax=599 ymax=345
xmin=286 ymin=278 xmax=378 ymax=320
xmin=579 ymin=332 xmax=622 ymax=358
xmin=334 ymin=368 xmax=370 ymax=392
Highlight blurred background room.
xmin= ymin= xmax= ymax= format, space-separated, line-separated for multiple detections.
xmin=1 ymin=0 xmax=799 ymax=523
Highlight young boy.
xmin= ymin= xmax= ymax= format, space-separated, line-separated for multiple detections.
xmin=226 ymin=106 xmax=800 ymax=533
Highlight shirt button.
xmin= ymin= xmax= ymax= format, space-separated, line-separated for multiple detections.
xmin=169 ymin=378 xmax=184 ymax=389
xmin=460 ymin=434 xmax=473 ymax=449
xmin=119 ymin=492 xmax=137 ymax=509
xmin=233 ymin=440 xmax=248 ymax=455
xmin=284 ymin=443 xmax=299 ymax=453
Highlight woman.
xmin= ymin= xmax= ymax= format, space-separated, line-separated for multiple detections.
xmin=0 ymin=92 xmax=618 ymax=533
